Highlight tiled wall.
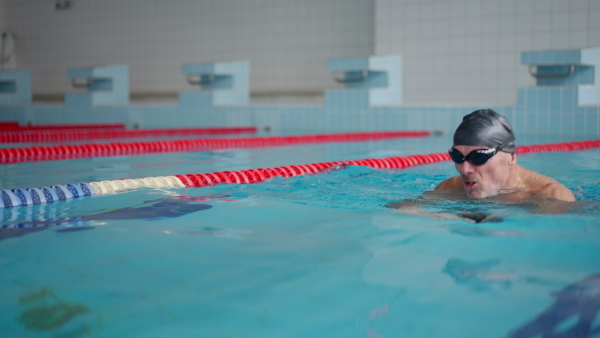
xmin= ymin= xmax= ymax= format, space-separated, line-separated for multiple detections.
xmin=4 ymin=0 xmax=599 ymax=107
xmin=0 ymin=3 xmax=5 ymax=31
xmin=1 ymin=47 xmax=599 ymax=139
xmin=375 ymin=0 xmax=600 ymax=106
xmin=3 ymin=0 xmax=373 ymax=97
xmin=1 ymin=0 xmax=599 ymax=139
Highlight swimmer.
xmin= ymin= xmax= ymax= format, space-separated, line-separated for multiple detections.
xmin=387 ymin=109 xmax=576 ymax=221
xmin=436 ymin=109 xmax=575 ymax=202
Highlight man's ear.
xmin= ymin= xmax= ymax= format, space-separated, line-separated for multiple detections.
xmin=510 ymin=153 xmax=517 ymax=165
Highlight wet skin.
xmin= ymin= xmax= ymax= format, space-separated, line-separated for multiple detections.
xmin=450 ymin=145 xmax=514 ymax=199
xmin=436 ymin=146 xmax=575 ymax=202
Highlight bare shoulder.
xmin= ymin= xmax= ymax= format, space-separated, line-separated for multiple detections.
xmin=435 ymin=176 xmax=462 ymax=190
xmin=538 ymin=183 xmax=576 ymax=202
xmin=521 ymin=167 xmax=575 ymax=202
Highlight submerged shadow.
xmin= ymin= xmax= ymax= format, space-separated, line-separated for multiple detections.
xmin=0 ymin=196 xmax=213 ymax=241
xmin=508 ymin=273 xmax=600 ymax=338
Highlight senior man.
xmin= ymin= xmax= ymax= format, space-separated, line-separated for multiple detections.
xmin=436 ymin=109 xmax=575 ymax=202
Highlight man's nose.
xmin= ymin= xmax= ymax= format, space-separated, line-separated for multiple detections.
xmin=457 ymin=161 xmax=476 ymax=175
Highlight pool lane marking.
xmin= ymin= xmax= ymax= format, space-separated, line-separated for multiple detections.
xmin=0 ymin=126 xmax=257 ymax=143
xmin=0 ymin=123 xmax=126 ymax=131
xmin=0 ymin=130 xmax=430 ymax=163
xmin=1 ymin=139 xmax=598 ymax=208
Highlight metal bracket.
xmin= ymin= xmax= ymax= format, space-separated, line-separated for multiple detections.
xmin=71 ymin=77 xmax=93 ymax=89
xmin=186 ymin=74 xmax=215 ymax=86
xmin=528 ymin=64 xmax=575 ymax=78
xmin=333 ymin=70 xmax=368 ymax=83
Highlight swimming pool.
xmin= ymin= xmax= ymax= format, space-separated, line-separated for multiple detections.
xmin=1 ymin=134 xmax=599 ymax=337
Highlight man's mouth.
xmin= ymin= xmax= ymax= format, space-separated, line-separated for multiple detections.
xmin=463 ymin=179 xmax=477 ymax=190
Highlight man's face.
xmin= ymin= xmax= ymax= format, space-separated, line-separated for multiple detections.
xmin=452 ymin=145 xmax=513 ymax=199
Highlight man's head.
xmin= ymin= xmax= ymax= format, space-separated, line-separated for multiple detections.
xmin=450 ymin=109 xmax=517 ymax=198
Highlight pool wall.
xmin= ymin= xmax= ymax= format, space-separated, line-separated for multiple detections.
xmin=0 ymin=49 xmax=599 ymax=137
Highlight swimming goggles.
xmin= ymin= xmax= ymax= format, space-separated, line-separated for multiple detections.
xmin=448 ymin=137 xmax=514 ymax=166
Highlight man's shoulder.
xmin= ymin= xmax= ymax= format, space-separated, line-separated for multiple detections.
xmin=538 ymin=182 xmax=576 ymax=202
xmin=521 ymin=168 xmax=575 ymax=202
xmin=435 ymin=176 xmax=462 ymax=190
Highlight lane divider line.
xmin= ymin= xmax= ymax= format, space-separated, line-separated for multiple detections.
xmin=0 ymin=130 xmax=429 ymax=163
xmin=0 ymin=123 xmax=126 ymax=131
xmin=1 ymin=139 xmax=597 ymax=209
xmin=1 ymin=126 xmax=257 ymax=143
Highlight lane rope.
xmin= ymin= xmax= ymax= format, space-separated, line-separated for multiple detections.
xmin=1 ymin=139 xmax=598 ymax=209
xmin=1 ymin=126 xmax=257 ymax=143
xmin=0 ymin=130 xmax=429 ymax=163
xmin=0 ymin=123 xmax=126 ymax=131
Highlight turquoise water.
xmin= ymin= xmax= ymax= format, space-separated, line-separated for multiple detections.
xmin=0 ymin=136 xmax=599 ymax=337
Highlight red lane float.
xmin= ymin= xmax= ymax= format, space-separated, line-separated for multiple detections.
xmin=0 ymin=122 xmax=20 ymax=128
xmin=0 ymin=130 xmax=430 ymax=163
xmin=174 ymin=139 xmax=600 ymax=188
xmin=174 ymin=153 xmax=451 ymax=188
xmin=0 ymin=123 xmax=126 ymax=131
xmin=0 ymin=126 xmax=258 ymax=143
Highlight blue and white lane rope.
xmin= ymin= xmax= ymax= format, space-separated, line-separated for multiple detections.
xmin=0 ymin=176 xmax=185 ymax=208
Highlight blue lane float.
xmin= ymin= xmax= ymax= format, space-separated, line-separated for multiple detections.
xmin=0 ymin=183 xmax=98 ymax=208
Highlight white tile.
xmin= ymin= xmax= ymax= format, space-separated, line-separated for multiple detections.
xmin=533 ymin=32 xmax=553 ymax=49
xmin=481 ymin=37 xmax=499 ymax=54
xmin=481 ymin=53 xmax=499 ymax=71
xmin=464 ymin=17 xmax=483 ymax=35
xmin=496 ymin=35 xmax=515 ymax=53
xmin=499 ymin=0 xmax=518 ymax=15
xmin=465 ymin=0 xmax=483 ymax=17
xmin=550 ymin=11 xmax=570 ymax=32
xmin=515 ymin=33 xmax=535 ymax=50
xmin=569 ymin=0 xmax=590 ymax=11
xmin=590 ymin=8 xmax=600 ymax=29
xmin=589 ymin=31 xmax=600 ymax=46
xmin=533 ymin=13 xmax=552 ymax=32
xmin=481 ymin=16 xmax=500 ymax=35
xmin=516 ymin=13 xmax=534 ymax=33
xmin=569 ymin=30 xmax=589 ymax=48
xmin=569 ymin=10 xmax=589 ymax=30
xmin=550 ymin=32 xmax=571 ymax=49
xmin=497 ymin=52 xmax=518 ymax=70
xmin=448 ymin=18 xmax=467 ymax=38
xmin=516 ymin=0 xmax=535 ymax=13
xmin=448 ymin=1 xmax=466 ymax=19
xmin=498 ymin=15 xmax=517 ymax=34
xmin=481 ymin=0 xmax=500 ymax=17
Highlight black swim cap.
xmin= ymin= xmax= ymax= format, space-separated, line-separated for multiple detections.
xmin=453 ymin=109 xmax=516 ymax=153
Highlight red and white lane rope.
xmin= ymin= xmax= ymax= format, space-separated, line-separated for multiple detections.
xmin=1 ymin=139 xmax=598 ymax=209
xmin=0 ymin=130 xmax=429 ymax=163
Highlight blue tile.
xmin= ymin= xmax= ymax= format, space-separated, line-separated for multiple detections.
xmin=549 ymin=88 xmax=561 ymax=111
xmin=561 ymin=88 xmax=577 ymax=109
xmin=573 ymin=111 xmax=586 ymax=135
xmin=547 ymin=113 xmax=561 ymax=134
xmin=585 ymin=108 xmax=599 ymax=136
xmin=525 ymin=112 xmax=538 ymax=134
xmin=525 ymin=89 xmax=540 ymax=111
xmin=538 ymin=89 xmax=549 ymax=111
xmin=560 ymin=111 xmax=574 ymax=136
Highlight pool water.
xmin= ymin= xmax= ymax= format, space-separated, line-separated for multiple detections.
xmin=0 ymin=136 xmax=599 ymax=337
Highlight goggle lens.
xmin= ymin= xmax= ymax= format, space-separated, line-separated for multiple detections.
xmin=448 ymin=148 xmax=495 ymax=166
